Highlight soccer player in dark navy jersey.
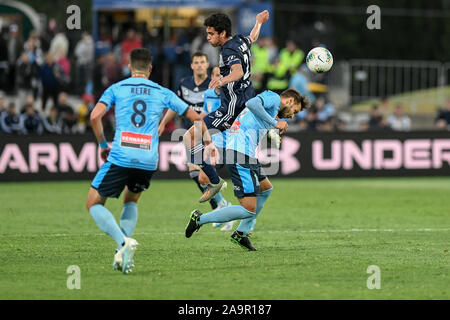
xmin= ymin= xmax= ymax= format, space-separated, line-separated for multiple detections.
xmin=183 ymin=10 xmax=289 ymax=204
xmin=159 ymin=53 xmax=231 ymax=214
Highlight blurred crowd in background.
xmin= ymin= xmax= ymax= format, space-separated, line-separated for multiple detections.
xmin=1 ymin=18 xmax=450 ymax=136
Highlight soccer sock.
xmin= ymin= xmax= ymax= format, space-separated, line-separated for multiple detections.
xmin=198 ymin=205 xmax=254 ymax=225
xmin=190 ymin=170 xmax=218 ymax=209
xmin=237 ymin=187 xmax=273 ymax=236
xmin=120 ymin=202 xmax=138 ymax=237
xmin=189 ymin=143 xmax=219 ymax=184
xmin=89 ymin=204 xmax=125 ymax=248
xmin=214 ymin=191 xmax=224 ymax=204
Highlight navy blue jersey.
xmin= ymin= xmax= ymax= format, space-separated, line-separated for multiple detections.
xmin=203 ymin=35 xmax=255 ymax=132
xmin=177 ymin=76 xmax=210 ymax=113
xmin=219 ymin=35 xmax=253 ymax=93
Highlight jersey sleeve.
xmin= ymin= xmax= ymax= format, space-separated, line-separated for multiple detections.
xmin=98 ymin=84 xmax=116 ymax=112
xmin=222 ymin=47 xmax=243 ymax=68
xmin=245 ymin=93 xmax=278 ymax=127
xmin=165 ymin=89 xmax=189 ymax=115
xmin=242 ymin=35 xmax=252 ymax=48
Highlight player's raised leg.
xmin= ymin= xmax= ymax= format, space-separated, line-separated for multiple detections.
xmin=183 ymin=124 xmax=226 ymax=203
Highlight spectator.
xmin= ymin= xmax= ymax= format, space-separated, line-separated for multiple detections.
xmin=435 ymin=99 xmax=450 ymax=130
xmin=289 ymin=66 xmax=316 ymax=104
xmin=0 ymin=27 xmax=8 ymax=90
xmin=0 ymin=92 xmax=5 ymax=132
xmin=366 ymin=104 xmax=383 ymax=130
xmin=56 ymin=92 xmax=76 ymax=134
xmin=43 ymin=106 xmax=63 ymax=134
xmin=251 ymin=38 xmax=271 ymax=92
xmin=49 ymin=28 xmax=69 ymax=63
xmin=61 ymin=107 xmax=77 ymax=134
xmin=19 ymin=103 xmax=43 ymax=135
xmin=40 ymin=53 xmax=61 ymax=112
xmin=387 ymin=105 xmax=411 ymax=131
xmin=56 ymin=50 xmax=71 ymax=91
xmin=92 ymin=54 xmax=107 ymax=103
xmin=315 ymin=96 xmax=335 ymax=122
xmin=20 ymin=96 xmax=35 ymax=114
xmin=7 ymin=24 xmax=24 ymax=94
xmin=16 ymin=52 xmax=39 ymax=109
xmin=75 ymin=93 xmax=94 ymax=133
xmin=120 ymin=29 xmax=142 ymax=77
xmin=104 ymin=52 xmax=122 ymax=87
xmin=279 ymin=40 xmax=304 ymax=76
xmin=74 ymin=32 xmax=94 ymax=95
xmin=24 ymin=30 xmax=44 ymax=66
xmin=56 ymin=92 xmax=73 ymax=117
xmin=1 ymin=102 xmax=21 ymax=134
xmin=304 ymin=107 xmax=319 ymax=131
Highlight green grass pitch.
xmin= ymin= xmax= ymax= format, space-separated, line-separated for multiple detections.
xmin=0 ymin=177 xmax=449 ymax=299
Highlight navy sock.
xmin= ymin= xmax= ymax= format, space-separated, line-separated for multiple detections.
xmin=190 ymin=143 xmax=219 ymax=184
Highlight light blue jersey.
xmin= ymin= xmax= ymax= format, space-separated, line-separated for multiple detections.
xmin=203 ymin=88 xmax=226 ymax=149
xmin=226 ymin=90 xmax=281 ymax=158
xmin=99 ymin=77 xmax=188 ymax=170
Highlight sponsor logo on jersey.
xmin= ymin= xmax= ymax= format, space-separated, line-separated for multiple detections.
xmin=120 ymin=131 xmax=152 ymax=150
xmin=215 ymin=110 xmax=223 ymax=118
xmin=229 ymin=119 xmax=241 ymax=133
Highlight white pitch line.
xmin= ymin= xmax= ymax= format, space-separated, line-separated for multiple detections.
xmin=1 ymin=228 xmax=450 ymax=238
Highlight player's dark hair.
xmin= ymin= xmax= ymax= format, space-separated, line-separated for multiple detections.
xmin=130 ymin=48 xmax=153 ymax=71
xmin=204 ymin=13 xmax=232 ymax=37
xmin=281 ymin=88 xmax=311 ymax=111
xmin=191 ymin=51 xmax=208 ymax=62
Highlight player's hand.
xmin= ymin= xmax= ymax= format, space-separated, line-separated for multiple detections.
xmin=275 ymin=120 xmax=288 ymax=134
xmin=256 ymin=10 xmax=269 ymax=24
xmin=100 ymin=147 xmax=111 ymax=161
xmin=204 ymin=142 xmax=220 ymax=166
xmin=208 ymin=77 xmax=223 ymax=90
xmin=158 ymin=123 xmax=165 ymax=136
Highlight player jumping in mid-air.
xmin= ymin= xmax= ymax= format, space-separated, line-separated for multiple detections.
xmin=158 ymin=53 xmax=230 ymax=213
xmin=183 ymin=10 xmax=289 ymax=204
xmin=87 ymin=48 xmax=211 ymax=274
xmin=202 ymin=65 xmax=234 ymax=231
xmin=185 ymin=88 xmax=310 ymax=250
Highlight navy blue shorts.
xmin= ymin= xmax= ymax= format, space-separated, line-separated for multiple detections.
xmin=91 ymin=162 xmax=155 ymax=198
xmin=203 ymin=86 xmax=255 ymax=132
xmin=225 ymin=151 xmax=267 ymax=198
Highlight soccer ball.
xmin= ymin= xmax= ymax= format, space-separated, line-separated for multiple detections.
xmin=306 ymin=47 xmax=333 ymax=73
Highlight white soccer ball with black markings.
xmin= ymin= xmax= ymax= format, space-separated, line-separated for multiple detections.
xmin=306 ymin=47 xmax=333 ymax=73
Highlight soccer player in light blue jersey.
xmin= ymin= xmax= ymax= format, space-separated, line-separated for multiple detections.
xmin=86 ymin=48 xmax=211 ymax=274
xmin=185 ymin=88 xmax=310 ymax=250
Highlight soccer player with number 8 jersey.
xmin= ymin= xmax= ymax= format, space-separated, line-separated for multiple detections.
xmin=86 ymin=48 xmax=211 ymax=274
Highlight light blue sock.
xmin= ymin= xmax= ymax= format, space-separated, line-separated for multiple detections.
xmin=89 ymin=204 xmax=125 ymax=248
xmin=199 ymin=205 xmax=254 ymax=225
xmin=213 ymin=191 xmax=224 ymax=204
xmin=237 ymin=187 xmax=273 ymax=235
xmin=120 ymin=202 xmax=138 ymax=237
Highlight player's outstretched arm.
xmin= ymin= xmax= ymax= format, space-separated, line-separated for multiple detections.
xmin=90 ymin=102 xmax=110 ymax=160
xmin=158 ymin=108 xmax=177 ymax=136
xmin=248 ymin=10 xmax=269 ymax=44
